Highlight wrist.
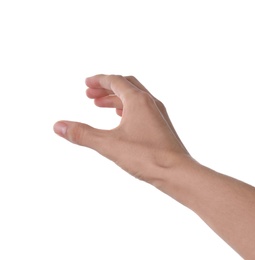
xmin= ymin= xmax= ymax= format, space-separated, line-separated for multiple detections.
xmin=151 ymin=154 xmax=202 ymax=208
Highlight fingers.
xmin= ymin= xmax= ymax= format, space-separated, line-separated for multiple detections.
xmin=86 ymin=75 xmax=165 ymax=115
xmin=86 ymin=87 xmax=123 ymax=110
xmin=86 ymin=88 xmax=113 ymax=99
xmin=86 ymin=75 xmax=149 ymax=99
xmin=86 ymin=75 xmax=148 ymax=110
xmin=86 ymin=74 xmax=139 ymax=104
xmin=94 ymin=95 xmax=123 ymax=109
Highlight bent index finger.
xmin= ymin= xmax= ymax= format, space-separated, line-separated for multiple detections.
xmin=86 ymin=74 xmax=137 ymax=103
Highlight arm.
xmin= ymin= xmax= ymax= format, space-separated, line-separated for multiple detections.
xmin=54 ymin=74 xmax=255 ymax=259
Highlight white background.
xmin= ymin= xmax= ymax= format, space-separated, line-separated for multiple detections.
xmin=0 ymin=0 xmax=254 ymax=259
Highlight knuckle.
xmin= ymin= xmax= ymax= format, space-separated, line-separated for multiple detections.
xmin=107 ymin=74 xmax=124 ymax=85
xmin=155 ymin=99 xmax=166 ymax=111
xmin=68 ymin=124 xmax=83 ymax=144
xmin=139 ymin=91 xmax=153 ymax=102
xmin=126 ymin=75 xmax=137 ymax=81
xmin=133 ymin=91 xmax=154 ymax=106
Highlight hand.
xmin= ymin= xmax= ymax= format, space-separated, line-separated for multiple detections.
xmin=54 ymin=74 xmax=190 ymax=185
xmin=54 ymin=74 xmax=255 ymax=259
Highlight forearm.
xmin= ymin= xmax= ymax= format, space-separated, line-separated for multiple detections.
xmin=156 ymin=157 xmax=255 ymax=259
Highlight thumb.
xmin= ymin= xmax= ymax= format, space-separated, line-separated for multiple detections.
xmin=53 ymin=120 xmax=108 ymax=150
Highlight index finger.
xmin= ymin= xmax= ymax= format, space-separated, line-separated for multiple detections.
xmin=86 ymin=74 xmax=138 ymax=103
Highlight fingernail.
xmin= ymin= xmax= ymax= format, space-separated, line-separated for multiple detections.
xmin=54 ymin=122 xmax=67 ymax=137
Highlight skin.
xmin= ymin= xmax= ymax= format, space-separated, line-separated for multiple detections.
xmin=54 ymin=74 xmax=255 ymax=259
